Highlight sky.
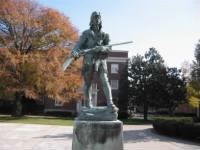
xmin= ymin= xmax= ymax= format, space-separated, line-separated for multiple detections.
xmin=37 ymin=0 xmax=200 ymax=68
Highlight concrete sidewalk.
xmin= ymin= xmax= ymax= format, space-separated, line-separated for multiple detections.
xmin=0 ymin=123 xmax=199 ymax=150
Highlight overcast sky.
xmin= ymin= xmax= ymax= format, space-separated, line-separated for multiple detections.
xmin=37 ymin=0 xmax=200 ymax=68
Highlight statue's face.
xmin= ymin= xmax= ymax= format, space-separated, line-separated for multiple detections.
xmin=93 ymin=15 xmax=101 ymax=31
xmin=90 ymin=12 xmax=101 ymax=31
xmin=93 ymin=14 xmax=101 ymax=26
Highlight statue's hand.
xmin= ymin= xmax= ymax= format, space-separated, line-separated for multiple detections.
xmin=95 ymin=46 xmax=111 ymax=53
xmin=71 ymin=50 xmax=79 ymax=58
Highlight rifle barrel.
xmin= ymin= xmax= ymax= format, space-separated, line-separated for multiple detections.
xmin=63 ymin=41 xmax=133 ymax=71
xmin=82 ymin=41 xmax=133 ymax=54
xmin=109 ymin=41 xmax=133 ymax=47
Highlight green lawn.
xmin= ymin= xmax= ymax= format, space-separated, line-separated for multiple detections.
xmin=121 ymin=118 xmax=152 ymax=125
xmin=0 ymin=116 xmax=74 ymax=126
xmin=0 ymin=115 xmax=152 ymax=126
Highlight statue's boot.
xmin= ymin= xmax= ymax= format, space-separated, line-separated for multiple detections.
xmin=107 ymin=101 xmax=118 ymax=112
xmin=85 ymin=100 xmax=93 ymax=108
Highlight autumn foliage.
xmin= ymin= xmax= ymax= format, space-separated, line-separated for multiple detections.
xmin=0 ymin=0 xmax=82 ymax=102
xmin=0 ymin=0 xmax=78 ymax=52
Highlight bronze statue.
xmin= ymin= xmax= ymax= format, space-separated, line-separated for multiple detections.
xmin=63 ymin=11 xmax=132 ymax=120
xmin=71 ymin=11 xmax=114 ymax=108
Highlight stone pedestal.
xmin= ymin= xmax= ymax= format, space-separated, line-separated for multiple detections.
xmin=78 ymin=106 xmax=118 ymax=121
xmin=72 ymin=119 xmax=124 ymax=150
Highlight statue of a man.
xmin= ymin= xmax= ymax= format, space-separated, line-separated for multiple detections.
xmin=71 ymin=11 xmax=115 ymax=109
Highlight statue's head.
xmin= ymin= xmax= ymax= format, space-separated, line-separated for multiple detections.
xmin=89 ymin=11 xmax=102 ymax=32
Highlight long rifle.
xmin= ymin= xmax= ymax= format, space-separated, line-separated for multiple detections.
xmin=63 ymin=41 xmax=133 ymax=71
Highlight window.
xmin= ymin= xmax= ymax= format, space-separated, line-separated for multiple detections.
xmin=111 ymin=80 xmax=118 ymax=90
xmin=111 ymin=64 xmax=119 ymax=74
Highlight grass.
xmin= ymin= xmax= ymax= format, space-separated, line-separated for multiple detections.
xmin=0 ymin=115 xmax=153 ymax=126
xmin=122 ymin=118 xmax=152 ymax=125
xmin=0 ymin=115 xmax=74 ymax=126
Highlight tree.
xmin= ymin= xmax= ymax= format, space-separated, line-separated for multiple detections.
xmin=0 ymin=0 xmax=82 ymax=115
xmin=129 ymin=47 xmax=186 ymax=119
xmin=188 ymin=40 xmax=200 ymax=115
xmin=129 ymin=48 xmax=166 ymax=120
xmin=163 ymin=67 xmax=186 ymax=114
xmin=195 ymin=40 xmax=200 ymax=65
xmin=144 ymin=47 xmax=167 ymax=106
xmin=187 ymin=82 xmax=199 ymax=108
xmin=129 ymin=54 xmax=148 ymax=120
xmin=192 ymin=40 xmax=200 ymax=84
xmin=0 ymin=0 xmax=78 ymax=53
xmin=181 ymin=61 xmax=192 ymax=82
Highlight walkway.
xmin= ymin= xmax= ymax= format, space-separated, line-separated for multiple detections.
xmin=0 ymin=123 xmax=199 ymax=150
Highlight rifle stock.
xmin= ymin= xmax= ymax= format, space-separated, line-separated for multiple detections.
xmin=63 ymin=57 xmax=75 ymax=71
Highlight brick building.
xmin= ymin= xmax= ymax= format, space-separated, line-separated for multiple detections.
xmin=90 ymin=50 xmax=128 ymax=106
xmin=44 ymin=50 xmax=128 ymax=114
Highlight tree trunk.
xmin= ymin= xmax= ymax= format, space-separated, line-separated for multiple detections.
xmin=12 ymin=91 xmax=24 ymax=116
xmin=143 ymin=102 xmax=149 ymax=121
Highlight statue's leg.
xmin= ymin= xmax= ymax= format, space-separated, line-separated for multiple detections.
xmin=83 ymin=71 xmax=93 ymax=108
xmin=99 ymin=70 xmax=114 ymax=106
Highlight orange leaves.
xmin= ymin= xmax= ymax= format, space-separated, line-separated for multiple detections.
xmin=0 ymin=0 xmax=78 ymax=53
xmin=0 ymin=0 xmax=82 ymax=102
xmin=0 ymin=0 xmax=38 ymax=27
xmin=43 ymin=47 xmax=83 ymax=102
xmin=1 ymin=47 xmax=83 ymax=101
xmin=41 ymin=8 xmax=78 ymax=40
xmin=37 ymin=8 xmax=78 ymax=50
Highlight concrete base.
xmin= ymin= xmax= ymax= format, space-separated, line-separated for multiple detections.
xmin=72 ymin=119 xmax=124 ymax=150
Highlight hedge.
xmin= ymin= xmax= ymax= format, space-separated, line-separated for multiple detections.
xmin=153 ymin=117 xmax=200 ymax=139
